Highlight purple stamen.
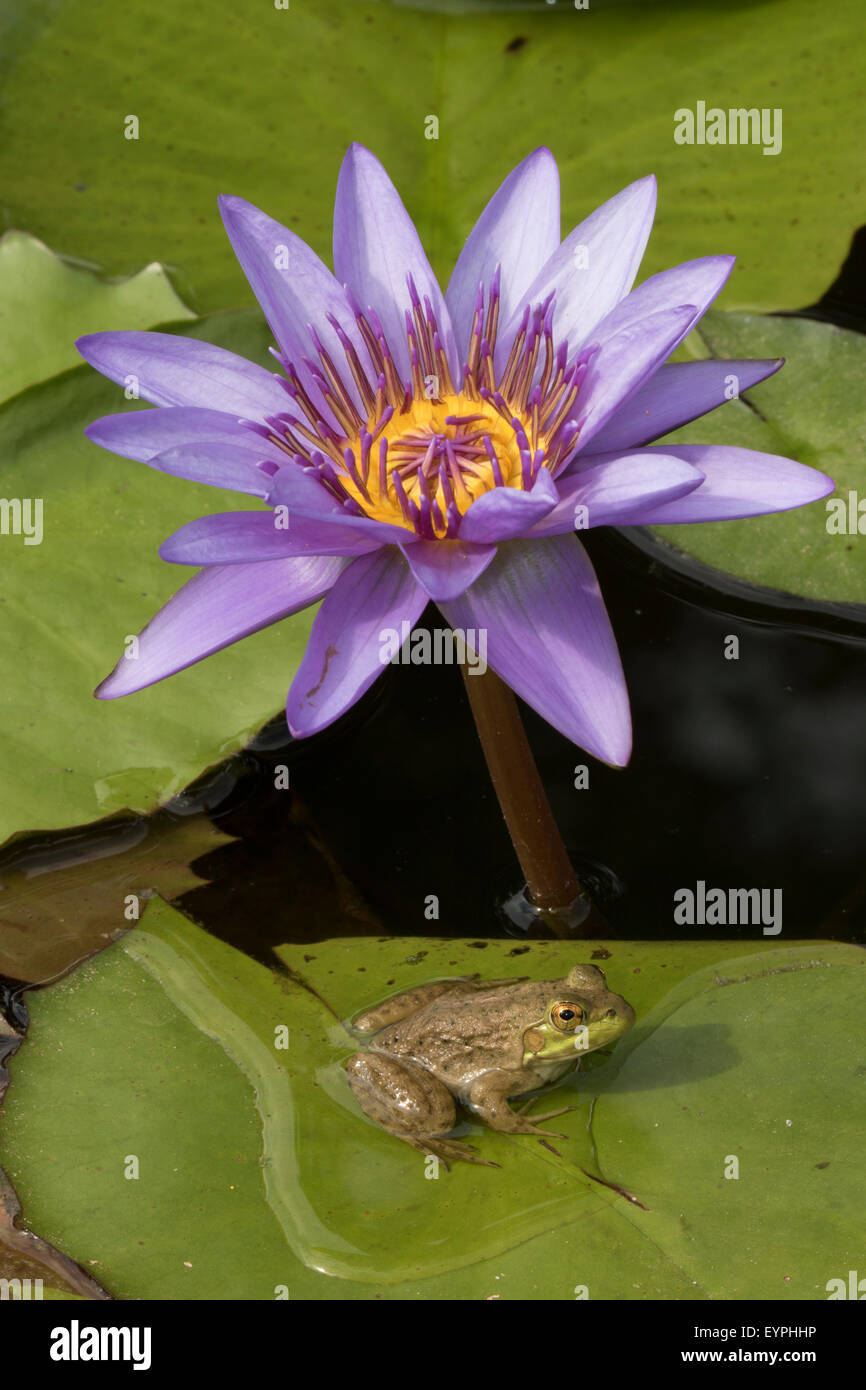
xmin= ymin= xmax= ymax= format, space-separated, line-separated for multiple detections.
xmin=378 ymin=437 xmax=389 ymax=495
xmin=437 ymin=462 xmax=455 ymax=511
xmin=391 ymin=468 xmax=414 ymax=525
xmin=406 ymin=273 xmax=422 ymax=310
xmin=482 ymin=434 xmax=504 ymax=488
xmin=238 ymin=417 xmax=276 ymax=439
xmin=370 ymin=404 xmax=395 ymax=442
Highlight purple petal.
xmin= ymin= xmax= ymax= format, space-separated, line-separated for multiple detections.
xmin=441 ymin=536 xmax=631 ymax=766
xmin=458 ymin=469 xmax=559 ymax=543
xmin=446 ymin=148 xmax=560 ymax=358
xmin=96 ymin=556 xmax=344 ymax=699
xmin=497 ymin=175 xmax=656 ymax=369
xmin=159 ymin=511 xmax=381 ymax=565
xmin=218 ymin=195 xmax=368 ymax=415
xmin=286 ymin=548 xmax=427 ymax=736
xmin=583 ymin=255 xmax=734 ymax=368
xmin=617 ymin=446 xmax=836 ymax=523
xmin=149 ymin=442 xmax=282 ymax=497
xmin=332 ymin=144 xmax=459 ymax=382
xmin=269 ymin=463 xmax=417 ymax=544
xmin=527 ymin=452 xmax=704 ymax=535
xmin=572 ymin=304 xmax=697 ymax=451
xmin=76 ymin=331 xmax=290 ymax=416
xmin=85 ymin=406 xmax=288 ymax=465
xmin=400 ymin=538 xmax=497 ymax=601
xmin=585 ymin=358 xmax=783 ymax=454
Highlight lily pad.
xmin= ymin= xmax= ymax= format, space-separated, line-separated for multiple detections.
xmin=0 ymin=0 xmax=860 ymax=315
xmin=0 ymin=230 xmax=193 ymax=405
xmin=0 ymin=901 xmax=860 ymax=1299
xmin=0 ymin=811 xmax=234 ymax=984
xmin=650 ymin=313 xmax=866 ymax=603
xmin=0 ymin=309 xmax=319 ymax=846
xmin=0 ymin=1163 xmax=108 ymax=1301
xmin=592 ymin=950 xmax=866 ymax=1298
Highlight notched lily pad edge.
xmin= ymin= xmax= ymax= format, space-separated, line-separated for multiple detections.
xmin=612 ymin=523 xmax=866 ymax=635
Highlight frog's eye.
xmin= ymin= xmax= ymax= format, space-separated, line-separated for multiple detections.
xmin=550 ymin=1002 xmax=584 ymax=1032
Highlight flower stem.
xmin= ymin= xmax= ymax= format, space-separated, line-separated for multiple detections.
xmin=460 ymin=665 xmax=583 ymax=912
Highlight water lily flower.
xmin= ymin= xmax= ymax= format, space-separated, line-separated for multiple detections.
xmin=77 ymin=146 xmax=833 ymax=766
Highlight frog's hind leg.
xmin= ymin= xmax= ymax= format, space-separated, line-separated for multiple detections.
xmin=346 ymin=1052 xmax=499 ymax=1169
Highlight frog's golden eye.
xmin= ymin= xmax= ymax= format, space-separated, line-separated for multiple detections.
xmin=550 ymin=1002 xmax=584 ymax=1032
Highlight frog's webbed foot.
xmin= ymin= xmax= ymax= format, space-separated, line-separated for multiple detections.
xmin=403 ymin=1136 xmax=500 ymax=1171
xmin=509 ymin=1101 xmax=580 ymax=1138
xmin=506 ymin=1118 xmax=568 ymax=1139
xmin=516 ymin=1098 xmax=580 ymax=1124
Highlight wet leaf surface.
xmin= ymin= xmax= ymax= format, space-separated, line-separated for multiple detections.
xmin=0 ymin=0 xmax=860 ymax=316
xmin=592 ymin=950 xmax=866 ymax=1298
xmin=0 ymin=901 xmax=860 ymax=1299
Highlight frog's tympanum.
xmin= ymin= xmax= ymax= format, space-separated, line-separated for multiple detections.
xmin=346 ymin=964 xmax=635 ymax=1167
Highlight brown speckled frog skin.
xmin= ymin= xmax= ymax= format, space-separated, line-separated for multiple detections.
xmin=345 ymin=963 xmax=635 ymax=1168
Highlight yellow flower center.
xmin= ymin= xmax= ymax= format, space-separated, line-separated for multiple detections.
xmin=259 ymin=271 xmax=583 ymax=540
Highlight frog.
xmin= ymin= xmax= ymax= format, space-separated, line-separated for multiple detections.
xmin=345 ymin=963 xmax=635 ymax=1168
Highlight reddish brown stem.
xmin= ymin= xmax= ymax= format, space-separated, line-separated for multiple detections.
xmin=460 ymin=664 xmax=582 ymax=911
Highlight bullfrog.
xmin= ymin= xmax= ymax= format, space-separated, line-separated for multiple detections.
xmin=345 ymin=963 xmax=635 ymax=1167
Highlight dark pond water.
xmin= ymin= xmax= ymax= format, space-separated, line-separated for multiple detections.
xmin=167 ymin=520 xmax=866 ymax=952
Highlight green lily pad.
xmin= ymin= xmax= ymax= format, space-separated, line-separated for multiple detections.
xmin=592 ymin=950 xmax=866 ymax=1298
xmin=0 ymin=310 xmax=318 ymax=845
xmin=0 ymin=231 xmax=193 ymax=406
xmin=650 ymin=312 xmax=866 ymax=603
xmin=1 ymin=902 xmax=860 ymax=1299
xmin=0 ymin=1162 xmax=108 ymax=1300
xmin=0 ymin=0 xmax=860 ymax=314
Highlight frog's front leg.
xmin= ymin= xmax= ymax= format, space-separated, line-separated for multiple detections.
xmin=346 ymin=1051 xmax=498 ymax=1168
xmin=465 ymin=1070 xmax=579 ymax=1138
